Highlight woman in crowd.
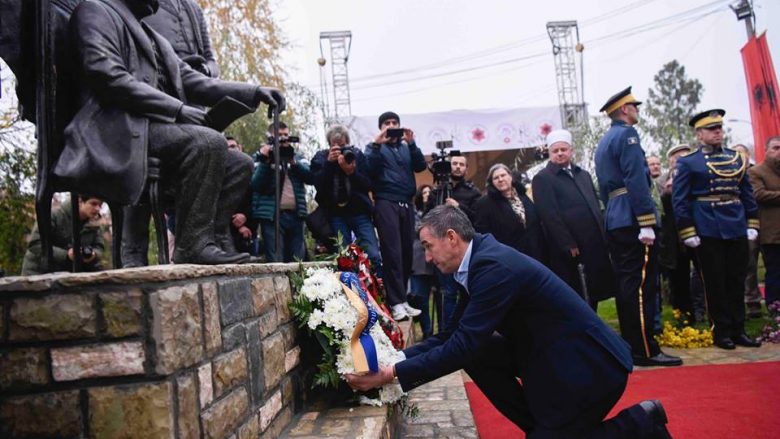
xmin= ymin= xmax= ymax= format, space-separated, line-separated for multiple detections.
xmin=474 ymin=163 xmax=545 ymax=262
xmin=408 ymin=184 xmax=437 ymax=338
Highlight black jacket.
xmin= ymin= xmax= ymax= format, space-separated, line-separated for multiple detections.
xmin=531 ymin=161 xmax=615 ymax=301
xmin=473 ymin=185 xmax=545 ymax=263
xmin=310 ymin=148 xmax=373 ymax=216
xmin=426 ymin=179 xmax=481 ymax=222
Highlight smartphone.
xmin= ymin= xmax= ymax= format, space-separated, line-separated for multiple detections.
xmin=386 ymin=128 xmax=405 ymax=139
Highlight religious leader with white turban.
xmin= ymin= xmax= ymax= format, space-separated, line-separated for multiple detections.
xmin=532 ymin=129 xmax=616 ymax=309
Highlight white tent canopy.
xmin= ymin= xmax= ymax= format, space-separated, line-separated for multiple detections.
xmin=344 ymin=106 xmax=562 ymax=155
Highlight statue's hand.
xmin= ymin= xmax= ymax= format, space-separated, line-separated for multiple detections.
xmin=181 ymin=54 xmax=209 ymax=75
xmin=255 ymin=87 xmax=286 ymax=117
xmin=176 ymin=105 xmax=209 ymax=126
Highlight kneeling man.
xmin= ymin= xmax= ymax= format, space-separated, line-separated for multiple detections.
xmin=347 ymin=205 xmax=673 ymax=439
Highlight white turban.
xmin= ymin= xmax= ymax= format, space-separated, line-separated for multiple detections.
xmin=546 ymin=129 xmax=572 ymax=147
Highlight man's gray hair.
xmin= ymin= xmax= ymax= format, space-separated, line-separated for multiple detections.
xmin=326 ymin=125 xmax=350 ymax=146
xmin=418 ymin=205 xmax=475 ymax=241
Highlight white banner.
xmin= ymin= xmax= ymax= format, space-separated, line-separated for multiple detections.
xmin=344 ymin=106 xmax=562 ymax=155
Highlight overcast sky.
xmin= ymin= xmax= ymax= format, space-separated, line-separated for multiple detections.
xmin=277 ymin=0 xmax=779 ymax=151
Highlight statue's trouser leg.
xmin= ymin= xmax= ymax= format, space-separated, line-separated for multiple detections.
xmin=148 ymin=122 xmax=225 ymax=261
xmin=121 ymin=204 xmax=151 ymax=267
xmin=214 ymin=149 xmax=253 ymax=255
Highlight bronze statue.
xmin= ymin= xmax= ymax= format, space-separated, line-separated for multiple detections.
xmin=53 ymin=0 xmax=285 ymax=265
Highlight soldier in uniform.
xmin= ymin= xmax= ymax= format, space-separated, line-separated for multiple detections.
xmin=672 ymin=109 xmax=762 ymax=350
xmin=595 ymin=87 xmax=683 ymax=367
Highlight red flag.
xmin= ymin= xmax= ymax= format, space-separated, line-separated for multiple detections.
xmin=741 ymin=32 xmax=780 ymax=164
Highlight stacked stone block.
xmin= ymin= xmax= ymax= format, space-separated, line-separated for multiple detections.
xmin=0 ymin=264 xmax=313 ymax=438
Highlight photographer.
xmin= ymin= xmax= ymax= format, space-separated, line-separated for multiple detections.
xmin=426 ymin=152 xmax=480 ymax=220
xmin=425 ymin=148 xmax=481 ymax=331
xmin=311 ymin=125 xmax=381 ymax=269
xmin=22 ymin=194 xmax=105 ymax=275
xmin=364 ymin=111 xmax=427 ymax=321
xmin=250 ymin=122 xmax=314 ymax=262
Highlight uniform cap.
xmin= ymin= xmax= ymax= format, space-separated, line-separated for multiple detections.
xmin=600 ymin=86 xmax=642 ymax=114
xmin=689 ymin=109 xmax=725 ymax=129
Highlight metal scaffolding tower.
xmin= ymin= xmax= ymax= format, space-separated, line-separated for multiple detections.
xmin=318 ymin=31 xmax=353 ymax=126
xmin=546 ymin=21 xmax=587 ymax=129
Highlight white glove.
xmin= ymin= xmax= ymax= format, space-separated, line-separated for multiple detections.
xmin=747 ymin=228 xmax=758 ymax=241
xmin=638 ymin=227 xmax=656 ymax=245
xmin=684 ymin=236 xmax=701 ymax=248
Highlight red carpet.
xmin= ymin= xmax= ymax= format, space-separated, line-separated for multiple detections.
xmin=465 ymin=361 xmax=780 ymax=438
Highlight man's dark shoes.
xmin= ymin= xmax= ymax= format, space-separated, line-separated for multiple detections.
xmin=733 ymin=333 xmax=761 ymax=347
xmin=714 ymin=337 xmax=736 ymax=350
xmin=187 ymin=245 xmax=250 ymax=265
xmin=638 ymin=400 xmax=673 ymax=439
xmin=633 ymin=352 xmax=683 ymax=367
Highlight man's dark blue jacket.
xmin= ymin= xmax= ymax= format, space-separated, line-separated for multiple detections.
xmin=363 ymin=141 xmax=427 ymax=202
xmin=395 ymin=233 xmax=633 ymax=428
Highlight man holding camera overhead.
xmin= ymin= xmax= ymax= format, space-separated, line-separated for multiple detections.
xmin=251 ymin=122 xmax=314 ymax=262
xmin=365 ymin=111 xmax=428 ymax=321
xmin=311 ymin=125 xmax=381 ymax=270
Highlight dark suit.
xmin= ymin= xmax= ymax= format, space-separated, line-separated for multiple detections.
xmin=396 ymin=234 xmax=652 ymax=438
xmin=54 ymin=0 xmax=258 ymax=260
xmin=532 ymin=161 xmax=615 ymax=302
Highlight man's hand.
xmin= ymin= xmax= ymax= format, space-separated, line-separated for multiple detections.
xmin=259 ymin=145 xmax=272 ymax=158
xmin=683 ymin=236 xmax=701 ymax=248
xmin=337 ymin=155 xmax=356 ymax=175
xmin=747 ymin=228 xmax=758 ymax=241
xmin=344 ymin=366 xmax=395 ymax=392
xmin=176 ymin=105 xmax=209 ymax=125
xmin=569 ymin=247 xmax=580 ymax=258
xmin=238 ymin=226 xmax=252 ymax=239
xmin=255 ymin=87 xmax=286 ymax=117
xmin=444 ymin=198 xmax=459 ymax=208
xmin=327 ymin=145 xmax=341 ymax=162
xmin=637 ymin=227 xmax=655 ymax=245
xmin=403 ymin=128 xmax=415 ymax=144
xmin=373 ymin=127 xmax=390 ymax=145
xmin=232 ymin=213 xmax=247 ymax=228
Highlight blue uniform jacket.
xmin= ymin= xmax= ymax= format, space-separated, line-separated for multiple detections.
xmin=395 ymin=233 xmax=632 ymax=427
xmin=595 ymin=120 xmax=658 ymax=230
xmin=671 ymin=146 xmax=760 ymax=240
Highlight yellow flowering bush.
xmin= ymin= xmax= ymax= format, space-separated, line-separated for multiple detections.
xmin=655 ymin=309 xmax=713 ymax=348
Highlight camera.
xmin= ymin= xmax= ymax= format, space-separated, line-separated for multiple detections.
xmin=266 ymin=134 xmax=300 ymax=161
xmin=339 ymin=146 xmax=356 ymax=164
xmin=429 ymin=141 xmax=462 ymax=206
xmin=386 ymin=128 xmax=404 ymax=140
xmin=534 ymin=146 xmax=550 ymax=161
xmin=81 ymin=246 xmax=94 ymax=259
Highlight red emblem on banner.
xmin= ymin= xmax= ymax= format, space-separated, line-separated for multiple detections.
xmin=471 ymin=127 xmax=485 ymax=143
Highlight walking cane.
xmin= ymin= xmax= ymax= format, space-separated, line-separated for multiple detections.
xmin=271 ymin=107 xmax=281 ymax=261
xmin=577 ymin=261 xmax=591 ymax=304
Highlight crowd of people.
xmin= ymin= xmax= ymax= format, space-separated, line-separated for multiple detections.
xmin=15 ymin=0 xmax=779 ymax=371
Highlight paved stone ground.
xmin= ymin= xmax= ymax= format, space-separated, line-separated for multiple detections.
xmin=396 ymin=371 xmax=478 ymax=439
xmin=398 ymin=343 xmax=780 ymax=438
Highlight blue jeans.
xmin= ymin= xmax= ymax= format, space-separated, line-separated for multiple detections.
xmin=260 ymin=211 xmax=305 ymax=262
xmin=330 ymin=213 xmax=383 ymax=277
xmin=409 ymin=275 xmax=435 ymax=337
xmin=435 ymin=269 xmax=460 ymax=332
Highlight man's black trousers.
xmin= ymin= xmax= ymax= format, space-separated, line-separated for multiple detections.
xmin=606 ymin=227 xmax=661 ymax=359
xmin=695 ymin=237 xmax=749 ymax=339
xmin=373 ymin=199 xmax=415 ymax=307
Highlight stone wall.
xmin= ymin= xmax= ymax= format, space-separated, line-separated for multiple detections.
xmin=0 ymin=263 xmax=323 ymax=439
